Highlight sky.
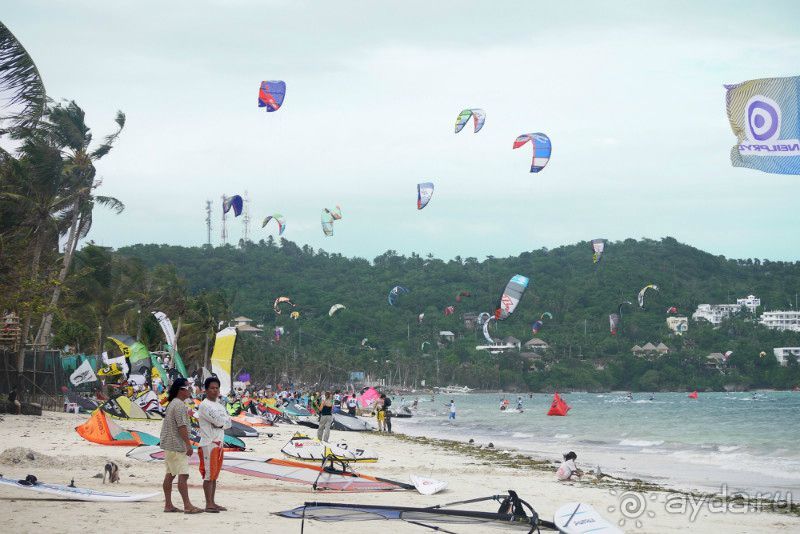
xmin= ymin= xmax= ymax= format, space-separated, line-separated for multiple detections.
xmin=4 ymin=0 xmax=800 ymax=261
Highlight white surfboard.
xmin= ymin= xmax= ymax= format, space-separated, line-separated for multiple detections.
xmin=410 ymin=474 xmax=447 ymax=495
xmin=554 ymin=502 xmax=623 ymax=534
xmin=0 ymin=476 xmax=159 ymax=503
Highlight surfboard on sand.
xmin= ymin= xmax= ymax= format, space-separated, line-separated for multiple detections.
xmin=0 ymin=475 xmax=159 ymax=502
xmin=554 ymin=502 xmax=623 ymax=534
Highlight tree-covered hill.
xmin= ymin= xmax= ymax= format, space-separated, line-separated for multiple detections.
xmin=107 ymin=236 xmax=800 ymax=392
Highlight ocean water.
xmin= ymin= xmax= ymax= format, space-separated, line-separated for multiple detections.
xmin=392 ymin=392 xmax=800 ymax=495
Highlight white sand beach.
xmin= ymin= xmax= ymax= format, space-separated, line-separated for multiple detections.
xmin=1 ymin=412 xmax=797 ymax=534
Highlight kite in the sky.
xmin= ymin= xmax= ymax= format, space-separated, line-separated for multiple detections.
xmin=388 ymin=286 xmax=410 ymax=306
xmin=417 ymin=182 xmax=434 ymax=210
xmin=637 ymin=284 xmax=659 ymax=308
xmin=274 ymin=296 xmax=295 ymax=314
xmin=609 ymin=313 xmax=620 ymax=335
xmin=262 ymin=214 xmax=286 ymax=235
xmin=591 ymin=239 xmax=605 ymax=264
xmin=454 ymin=108 xmax=486 ymax=134
xmin=321 ymin=210 xmax=335 ymax=236
xmin=290 ymin=311 xmax=300 ymax=320
xmin=495 ymin=274 xmax=529 ymax=320
xmin=258 ymin=80 xmax=286 ymax=112
xmin=418 ymin=313 xmax=425 ymax=324
xmin=329 ymin=304 xmax=346 ymax=317
xmin=223 ymin=195 xmax=243 ymax=217
xmin=444 ymin=306 xmax=455 ymax=317
xmin=513 ymin=133 xmax=551 ymax=173
xmin=482 ymin=315 xmax=495 ymax=344
xmin=531 ymin=312 xmax=553 ymax=335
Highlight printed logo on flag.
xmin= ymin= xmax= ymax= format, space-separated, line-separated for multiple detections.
xmin=726 ymin=75 xmax=800 ymax=174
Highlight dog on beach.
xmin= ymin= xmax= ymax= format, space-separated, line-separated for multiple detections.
xmin=103 ymin=461 xmax=119 ymax=484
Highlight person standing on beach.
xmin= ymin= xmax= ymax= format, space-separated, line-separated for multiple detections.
xmin=317 ymin=392 xmax=333 ymax=442
xmin=346 ymin=394 xmax=358 ymax=416
xmin=448 ymin=399 xmax=456 ymax=420
xmin=381 ymin=393 xmax=392 ymax=433
xmin=197 ymin=377 xmax=231 ymax=513
xmin=375 ymin=395 xmax=385 ymax=431
xmin=160 ymin=378 xmax=202 ymax=514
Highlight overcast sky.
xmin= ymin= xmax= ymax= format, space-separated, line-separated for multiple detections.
xmin=4 ymin=0 xmax=800 ymax=261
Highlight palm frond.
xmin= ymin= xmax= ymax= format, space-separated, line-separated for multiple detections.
xmin=89 ymin=110 xmax=125 ymax=159
xmin=0 ymin=22 xmax=46 ymax=131
xmin=94 ymin=194 xmax=125 ymax=214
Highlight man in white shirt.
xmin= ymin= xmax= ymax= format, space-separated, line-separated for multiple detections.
xmin=197 ymin=377 xmax=232 ymax=512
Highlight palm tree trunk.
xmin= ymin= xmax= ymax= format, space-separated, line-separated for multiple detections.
xmin=16 ymin=228 xmax=46 ymax=384
xmin=34 ymin=197 xmax=82 ymax=346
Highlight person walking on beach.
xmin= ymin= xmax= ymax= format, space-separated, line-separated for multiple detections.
xmin=160 ymin=378 xmax=202 ymax=514
xmin=197 ymin=377 xmax=231 ymax=513
xmin=448 ymin=399 xmax=456 ymax=420
xmin=317 ymin=392 xmax=333 ymax=442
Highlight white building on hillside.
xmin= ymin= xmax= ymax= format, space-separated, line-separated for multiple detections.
xmin=692 ymin=295 xmax=760 ymax=325
xmin=773 ymin=347 xmax=800 ymax=366
xmin=759 ymin=311 xmax=800 ymax=332
xmin=666 ymin=316 xmax=689 ymax=335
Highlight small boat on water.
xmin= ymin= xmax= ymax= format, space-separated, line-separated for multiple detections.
xmin=436 ymin=385 xmax=473 ymax=394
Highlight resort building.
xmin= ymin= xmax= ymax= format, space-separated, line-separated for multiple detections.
xmin=692 ymin=295 xmax=761 ymax=325
xmin=524 ymin=338 xmax=550 ymax=354
xmin=631 ymin=342 xmax=670 ymax=358
xmin=503 ymin=336 xmax=521 ymax=351
xmin=438 ymin=331 xmax=455 ymax=343
xmin=230 ymin=316 xmax=263 ymax=333
xmin=706 ymin=352 xmax=729 ymax=371
xmin=666 ymin=316 xmax=689 ymax=335
xmin=759 ymin=311 xmax=800 ymax=332
xmin=773 ymin=347 xmax=800 ymax=366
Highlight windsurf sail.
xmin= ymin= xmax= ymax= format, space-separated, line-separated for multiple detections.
xmin=210 ymin=327 xmax=237 ymax=396
xmin=127 ymin=446 xmax=411 ymax=492
xmin=277 ymin=490 xmax=556 ymax=531
xmin=281 ymin=432 xmax=378 ymax=463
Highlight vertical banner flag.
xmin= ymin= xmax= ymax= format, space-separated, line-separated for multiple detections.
xmin=152 ymin=311 xmax=177 ymax=349
xmin=210 ymin=327 xmax=238 ymax=396
xmin=70 ymin=359 xmax=98 ymax=386
xmin=726 ymin=75 xmax=800 ymax=174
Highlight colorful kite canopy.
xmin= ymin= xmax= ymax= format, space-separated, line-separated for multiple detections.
xmin=387 ymin=286 xmax=409 ymax=306
xmin=477 ymin=312 xmax=492 ymax=326
xmin=495 ymin=274 xmax=529 ymax=320
xmin=290 ymin=311 xmax=300 ymax=320
xmin=223 ymin=195 xmax=244 ymax=217
xmin=482 ymin=315 xmax=495 ymax=344
xmin=531 ymin=320 xmax=544 ymax=335
xmin=328 ymin=304 xmax=346 ymax=317
xmin=328 ymin=205 xmax=343 ymax=220
xmin=418 ymin=313 xmax=425 ymax=324
xmin=273 ymin=296 xmax=295 ymax=314
xmin=591 ymin=239 xmax=605 ymax=264
xmin=666 ymin=306 xmax=678 ymax=314
xmin=258 ymin=80 xmax=286 ymax=112
xmin=609 ymin=313 xmax=620 ymax=335
xmin=637 ymin=284 xmax=659 ymax=308
xmin=417 ymin=182 xmax=434 ymax=210
xmin=443 ymin=306 xmax=455 ymax=317
xmin=321 ymin=210 xmax=335 ymax=236
xmin=454 ymin=108 xmax=486 ymax=134
xmin=513 ymin=133 xmax=551 ymax=173
xmin=262 ymin=214 xmax=286 ymax=235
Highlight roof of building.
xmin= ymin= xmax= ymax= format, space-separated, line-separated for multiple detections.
xmin=525 ymin=338 xmax=549 ymax=347
xmin=519 ymin=352 xmax=544 ymax=360
xmin=504 ymin=336 xmax=521 ymax=344
xmin=232 ymin=316 xmax=253 ymax=323
xmin=631 ymin=344 xmax=643 ymax=351
xmin=656 ymin=342 xmax=670 ymax=351
xmin=236 ymin=324 xmax=263 ymax=332
xmin=641 ymin=342 xmax=657 ymax=351
xmin=439 ymin=331 xmax=455 ymax=337
xmin=707 ymin=352 xmax=726 ymax=361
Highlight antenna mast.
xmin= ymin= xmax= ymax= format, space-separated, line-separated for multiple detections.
xmin=205 ymin=200 xmax=212 ymax=245
xmin=221 ymin=195 xmax=228 ymax=245
xmin=242 ymin=190 xmax=251 ymax=243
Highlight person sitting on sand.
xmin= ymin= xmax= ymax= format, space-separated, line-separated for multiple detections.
xmin=556 ymin=451 xmax=584 ymax=481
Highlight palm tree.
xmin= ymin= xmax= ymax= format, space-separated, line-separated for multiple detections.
xmin=34 ymin=101 xmax=125 ymax=346
xmin=0 ymin=21 xmax=46 ymax=132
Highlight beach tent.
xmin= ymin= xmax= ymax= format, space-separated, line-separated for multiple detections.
xmin=75 ymin=410 xmax=159 ymax=447
xmin=547 ymin=392 xmax=571 ymax=416
xmin=102 ymin=396 xmax=162 ymax=420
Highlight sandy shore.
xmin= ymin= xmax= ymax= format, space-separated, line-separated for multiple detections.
xmin=0 ymin=411 xmax=797 ymax=533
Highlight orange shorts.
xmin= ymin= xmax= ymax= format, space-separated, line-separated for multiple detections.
xmin=198 ymin=443 xmax=223 ymax=481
